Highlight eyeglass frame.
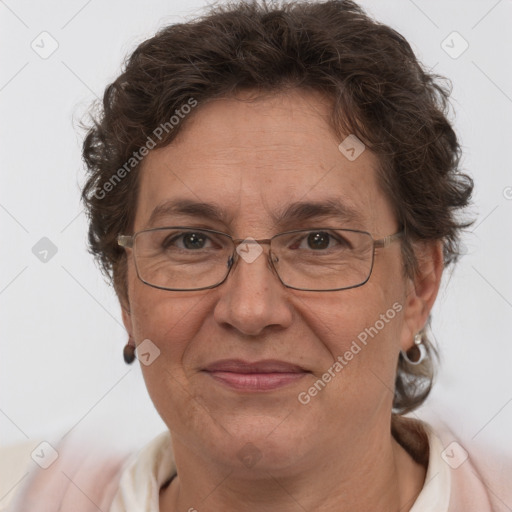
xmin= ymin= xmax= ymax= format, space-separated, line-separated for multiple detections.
xmin=117 ymin=226 xmax=404 ymax=292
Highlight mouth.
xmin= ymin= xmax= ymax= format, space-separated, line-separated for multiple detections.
xmin=202 ymin=359 xmax=310 ymax=391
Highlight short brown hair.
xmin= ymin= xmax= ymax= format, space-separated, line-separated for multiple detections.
xmin=81 ymin=0 xmax=474 ymax=413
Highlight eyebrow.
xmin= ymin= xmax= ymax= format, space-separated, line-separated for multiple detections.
xmin=274 ymin=198 xmax=365 ymax=227
xmin=146 ymin=197 xmax=365 ymax=230
xmin=147 ymin=199 xmax=231 ymax=227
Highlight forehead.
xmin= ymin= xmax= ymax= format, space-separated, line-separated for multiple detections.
xmin=135 ymin=90 xmax=395 ymax=235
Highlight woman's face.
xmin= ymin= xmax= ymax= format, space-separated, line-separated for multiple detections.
xmin=122 ymin=89 xmax=436 ymax=474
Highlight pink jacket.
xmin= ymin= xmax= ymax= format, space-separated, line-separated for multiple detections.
xmin=3 ymin=420 xmax=511 ymax=511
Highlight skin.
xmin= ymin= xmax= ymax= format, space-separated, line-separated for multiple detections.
xmin=121 ymin=89 xmax=444 ymax=512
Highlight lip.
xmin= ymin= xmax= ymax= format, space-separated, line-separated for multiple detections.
xmin=203 ymin=359 xmax=307 ymax=373
xmin=202 ymin=359 xmax=309 ymax=391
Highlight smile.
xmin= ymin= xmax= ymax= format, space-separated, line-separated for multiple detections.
xmin=202 ymin=359 xmax=310 ymax=391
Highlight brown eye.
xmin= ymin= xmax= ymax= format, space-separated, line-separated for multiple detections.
xmin=307 ymin=231 xmax=330 ymax=250
xmin=161 ymin=231 xmax=211 ymax=250
xmin=182 ymin=232 xmax=207 ymax=249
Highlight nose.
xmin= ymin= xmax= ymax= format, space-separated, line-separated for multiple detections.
xmin=213 ymin=242 xmax=293 ymax=336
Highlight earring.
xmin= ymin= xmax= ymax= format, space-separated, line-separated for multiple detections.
xmin=401 ymin=333 xmax=426 ymax=365
xmin=123 ymin=338 xmax=136 ymax=365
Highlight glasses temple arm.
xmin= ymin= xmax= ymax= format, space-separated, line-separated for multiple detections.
xmin=374 ymin=230 xmax=404 ymax=248
xmin=117 ymin=235 xmax=134 ymax=248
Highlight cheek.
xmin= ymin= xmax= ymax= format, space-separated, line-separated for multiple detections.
xmin=127 ymin=282 xmax=215 ymax=436
xmin=129 ymin=285 xmax=208 ymax=359
xmin=296 ymin=283 xmax=404 ymax=412
xmin=304 ymin=282 xmax=401 ymax=352
xmin=125 ymin=256 xmax=205 ymax=349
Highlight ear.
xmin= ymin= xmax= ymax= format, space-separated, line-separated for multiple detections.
xmin=399 ymin=240 xmax=444 ymax=351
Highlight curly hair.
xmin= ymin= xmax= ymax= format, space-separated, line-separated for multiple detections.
xmin=81 ymin=0 xmax=474 ymax=414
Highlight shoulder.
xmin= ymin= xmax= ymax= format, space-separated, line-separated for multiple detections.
xmin=0 ymin=439 xmax=42 ymax=511
xmin=398 ymin=415 xmax=512 ymax=512
xmin=429 ymin=420 xmax=512 ymax=512
xmin=0 ymin=432 xmax=132 ymax=512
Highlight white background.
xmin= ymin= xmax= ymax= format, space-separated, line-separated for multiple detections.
xmin=1 ymin=0 xmax=511 ymax=470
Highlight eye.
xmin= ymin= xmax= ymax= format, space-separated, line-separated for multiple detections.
xmin=182 ymin=232 xmax=209 ymax=250
xmin=164 ymin=231 xmax=213 ymax=250
xmin=293 ymin=231 xmax=350 ymax=251
xmin=305 ymin=231 xmax=331 ymax=250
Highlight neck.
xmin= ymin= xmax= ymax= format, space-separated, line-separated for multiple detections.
xmin=159 ymin=426 xmax=426 ymax=512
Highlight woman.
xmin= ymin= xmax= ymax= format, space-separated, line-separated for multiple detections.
xmin=3 ymin=0 xmax=510 ymax=510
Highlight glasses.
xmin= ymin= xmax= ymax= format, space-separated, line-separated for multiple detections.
xmin=117 ymin=226 xmax=403 ymax=292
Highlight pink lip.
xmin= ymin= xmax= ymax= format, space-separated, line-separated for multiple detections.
xmin=202 ymin=359 xmax=309 ymax=391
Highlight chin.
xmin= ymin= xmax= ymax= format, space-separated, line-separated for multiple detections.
xmin=198 ymin=415 xmax=315 ymax=474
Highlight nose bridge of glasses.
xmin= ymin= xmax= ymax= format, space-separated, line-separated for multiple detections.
xmin=232 ymin=237 xmax=272 ymax=247
xmin=229 ymin=237 xmax=278 ymax=274
xmin=231 ymin=237 xmax=274 ymax=259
